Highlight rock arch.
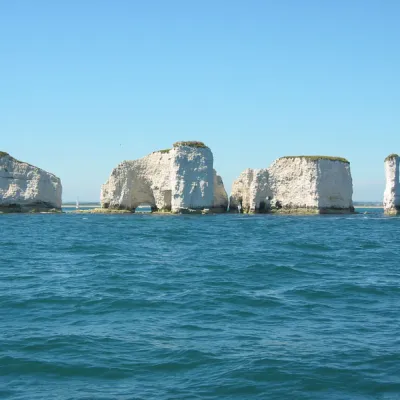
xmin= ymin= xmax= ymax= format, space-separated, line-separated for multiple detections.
xmin=101 ymin=142 xmax=228 ymax=213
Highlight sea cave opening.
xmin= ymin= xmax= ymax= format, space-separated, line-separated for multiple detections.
xmin=134 ymin=204 xmax=154 ymax=213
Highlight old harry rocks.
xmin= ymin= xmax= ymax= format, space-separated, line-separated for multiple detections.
xmin=383 ymin=154 xmax=400 ymax=215
xmin=230 ymin=156 xmax=354 ymax=214
xmin=101 ymin=142 xmax=229 ymax=213
xmin=0 ymin=152 xmax=62 ymax=212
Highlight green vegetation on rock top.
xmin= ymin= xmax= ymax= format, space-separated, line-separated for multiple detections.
xmin=153 ymin=149 xmax=171 ymax=154
xmin=384 ymin=153 xmax=399 ymax=162
xmin=0 ymin=151 xmax=24 ymax=164
xmin=0 ymin=152 xmax=52 ymax=175
xmin=279 ymin=155 xmax=349 ymax=163
xmin=173 ymin=141 xmax=207 ymax=148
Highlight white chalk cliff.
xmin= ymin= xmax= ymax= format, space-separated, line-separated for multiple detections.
xmin=383 ymin=154 xmax=400 ymax=215
xmin=101 ymin=142 xmax=228 ymax=212
xmin=0 ymin=152 xmax=62 ymax=212
xmin=230 ymin=156 xmax=353 ymax=213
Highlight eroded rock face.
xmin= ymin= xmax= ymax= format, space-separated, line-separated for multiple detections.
xmin=101 ymin=143 xmax=228 ymax=213
xmin=383 ymin=154 xmax=400 ymax=215
xmin=101 ymin=150 xmax=173 ymax=212
xmin=0 ymin=152 xmax=62 ymax=212
xmin=230 ymin=156 xmax=353 ymax=213
xmin=213 ymin=170 xmax=229 ymax=212
xmin=229 ymin=168 xmax=271 ymax=213
xmin=171 ymin=145 xmax=214 ymax=211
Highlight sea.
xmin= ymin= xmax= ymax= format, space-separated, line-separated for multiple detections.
xmin=1 ymin=208 xmax=399 ymax=399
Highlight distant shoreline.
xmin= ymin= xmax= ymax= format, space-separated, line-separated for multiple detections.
xmin=354 ymin=206 xmax=383 ymax=209
xmin=62 ymin=204 xmax=99 ymax=208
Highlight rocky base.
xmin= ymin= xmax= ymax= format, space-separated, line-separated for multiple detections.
xmin=72 ymin=207 xmax=227 ymax=215
xmin=73 ymin=208 xmax=133 ymax=214
xmin=72 ymin=205 xmax=356 ymax=215
xmin=210 ymin=206 xmax=228 ymax=213
xmin=0 ymin=202 xmax=62 ymax=213
xmin=384 ymin=207 xmax=400 ymax=215
xmin=174 ymin=206 xmax=227 ymax=214
xmin=230 ymin=207 xmax=355 ymax=215
xmin=318 ymin=207 xmax=355 ymax=214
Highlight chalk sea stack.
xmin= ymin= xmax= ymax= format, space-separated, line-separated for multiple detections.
xmin=0 ymin=152 xmax=62 ymax=213
xmin=101 ymin=142 xmax=228 ymax=213
xmin=383 ymin=154 xmax=400 ymax=215
xmin=230 ymin=156 xmax=354 ymax=214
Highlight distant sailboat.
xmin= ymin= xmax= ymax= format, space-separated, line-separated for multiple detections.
xmin=76 ymin=197 xmax=80 ymax=210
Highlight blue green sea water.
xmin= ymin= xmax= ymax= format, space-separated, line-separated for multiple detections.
xmin=1 ymin=209 xmax=399 ymax=399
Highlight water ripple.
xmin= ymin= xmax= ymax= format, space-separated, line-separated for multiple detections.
xmin=0 ymin=210 xmax=400 ymax=399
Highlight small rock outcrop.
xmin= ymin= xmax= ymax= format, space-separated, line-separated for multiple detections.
xmin=383 ymin=154 xmax=400 ymax=215
xmin=230 ymin=156 xmax=353 ymax=214
xmin=0 ymin=152 xmax=62 ymax=212
xmin=101 ymin=142 xmax=228 ymax=213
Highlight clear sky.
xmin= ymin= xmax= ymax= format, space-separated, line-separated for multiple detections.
xmin=1 ymin=0 xmax=399 ymax=202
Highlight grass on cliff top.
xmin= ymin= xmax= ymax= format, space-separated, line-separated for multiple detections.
xmin=279 ymin=155 xmax=349 ymax=163
xmin=0 ymin=151 xmax=21 ymax=163
xmin=385 ymin=153 xmax=399 ymax=161
xmin=0 ymin=151 xmax=55 ymax=175
xmin=152 ymin=149 xmax=171 ymax=154
xmin=173 ymin=141 xmax=207 ymax=148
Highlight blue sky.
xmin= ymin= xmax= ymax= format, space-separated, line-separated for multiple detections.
xmin=1 ymin=0 xmax=399 ymax=201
